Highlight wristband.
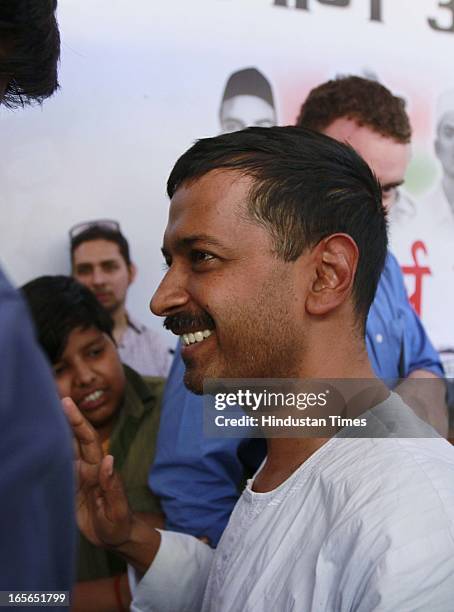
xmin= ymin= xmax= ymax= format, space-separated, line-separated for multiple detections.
xmin=113 ymin=574 xmax=127 ymax=612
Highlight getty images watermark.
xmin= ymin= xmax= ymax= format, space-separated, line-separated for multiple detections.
xmin=203 ymin=378 xmax=442 ymax=439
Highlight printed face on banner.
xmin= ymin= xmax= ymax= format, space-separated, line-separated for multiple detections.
xmin=151 ymin=170 xmax=307 ymax=394
xmin=435 ymin=111 xmax=454 ymax=179
xmin=323 ymin=118 xmax=411 ymax=209
xmin=220 ymin=95 xmax=276 ymax=133
xmin=218 ymin=67 xmax=277 ymax=134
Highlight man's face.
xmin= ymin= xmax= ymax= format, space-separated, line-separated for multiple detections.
xmin=72 ymin=239 xmax=135 ymax=313
xmin=52 ymin=326 xmax=126 ymax=429
xmin=323 ymin=118 xmax=411 ymax=209
xmin=220 ymin=95 xmax=276 ymax=134
xmin=150 ymin=170 xmax=309 ymax=394
xmin=435 ymin=111 xmax=454 ymax=179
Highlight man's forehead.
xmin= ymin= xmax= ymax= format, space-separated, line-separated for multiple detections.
xmin=164 ymin=170 xmax=253 ymax=242
xmin=73 ymin=239 xmax=122 ymax=261
xmin=438 ymin=111 xmax=454 ymax=130
xmin=323 ymin=117 xmax=410 ymax=183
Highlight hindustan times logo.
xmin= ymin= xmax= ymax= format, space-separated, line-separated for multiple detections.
xmin=214 ymin=389 xmax=329 ymax=412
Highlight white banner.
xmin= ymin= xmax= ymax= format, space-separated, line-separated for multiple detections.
xmin=1 ymin=0 xmax=453 ymax=354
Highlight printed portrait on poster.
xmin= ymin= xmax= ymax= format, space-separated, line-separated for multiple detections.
xmin=218 ymin=67 xmax=277 ymax=134
xmin=390 ymin=89 xmax=454 ymax=377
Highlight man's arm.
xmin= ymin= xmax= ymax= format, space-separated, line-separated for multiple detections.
xmin=371 ymin=252 xmax=448 ymax=435
xmin=63 ymin=397 xmax=213 ymax=611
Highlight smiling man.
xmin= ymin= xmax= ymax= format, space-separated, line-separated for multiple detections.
xmin=151 ymin=76 xmax=446 ymax=549
xmin=65 ymin=127 xmax=454 ymax=611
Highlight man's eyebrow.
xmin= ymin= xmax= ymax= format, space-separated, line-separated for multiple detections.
xmin=162 ymin=235 xmax=227 ymax=255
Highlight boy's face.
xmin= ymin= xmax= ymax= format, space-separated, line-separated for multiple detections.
xmin=53 ymin=326 xmax=126 ymax=430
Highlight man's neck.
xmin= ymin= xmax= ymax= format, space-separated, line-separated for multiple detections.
xmin=252 ymin=349 xmax=383 ymax=494
xmin=112 ymin=307 xmax=129 ymax=344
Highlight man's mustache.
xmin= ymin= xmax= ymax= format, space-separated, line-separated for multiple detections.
xmin=164 ymin=312 xmax=215 ymax=335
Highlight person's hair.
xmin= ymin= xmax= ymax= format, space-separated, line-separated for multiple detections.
xmin=70 ymin=226 xmax=132 ymax=267
xmin=21 ymin=275 xmax=114 ymax=364
xmin=0 ymin=0 xmax=60 ymax=108
xmin=167 ymin=126 xmax=387 ymax=328
xmin=296 ymin=76 xmax=411 ymax=144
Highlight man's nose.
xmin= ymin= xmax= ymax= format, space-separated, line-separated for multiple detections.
xmin=92 ymin=267 xmax=107 ymax=286
xmin=150 ymin=267 xmax=190 ymax=317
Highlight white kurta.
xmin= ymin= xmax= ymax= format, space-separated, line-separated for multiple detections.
xmin=131 ymin=395 xmax=454 ymax=611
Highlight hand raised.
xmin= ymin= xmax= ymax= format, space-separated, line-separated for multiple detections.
xmin=62 ymin=397 xmax=133 ymax=549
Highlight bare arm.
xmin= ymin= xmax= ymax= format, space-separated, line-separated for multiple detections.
xmin=71 ymin=573 xmax=131 ymax=612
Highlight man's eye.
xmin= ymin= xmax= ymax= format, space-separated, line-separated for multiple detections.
xmin=75 ymin=267 xmax=91 ymax=276
xmin=191 ymin=250 xmax=215 ymax=265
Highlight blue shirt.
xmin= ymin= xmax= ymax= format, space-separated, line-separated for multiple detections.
xmin=149 ymin=252 xmax=443 ymax=545
xmin=0 ymin=269 xmax=76 ymax=602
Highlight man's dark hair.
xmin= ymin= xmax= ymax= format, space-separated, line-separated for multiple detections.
xmin=297 ymin=76 xmax=411 ymax=144
xmin=0 ymin=0 xmax=60 ymax=108
xmin=70 ymin=226 xmax=132 ymax=267
xmin=167 ymin=126 xmax=387 ymax=328
xmin=21 ymin=275 xmax=114 ymax=364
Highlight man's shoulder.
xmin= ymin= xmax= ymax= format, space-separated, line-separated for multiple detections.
xmin=323 ymin=435 xmax=454 ymax=519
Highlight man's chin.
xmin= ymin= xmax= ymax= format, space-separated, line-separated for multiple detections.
xmin=182 ymin=366 xmax=206 ymax=395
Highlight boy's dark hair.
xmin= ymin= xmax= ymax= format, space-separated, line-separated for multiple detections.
xmin=0 ymin=0 xmax=60 ymax=108
xmin=21 ymin=275 xmax=114 ymax=364
xmin=297 ymin=76 xmax=411 ymax=143
xmin=167 ymin=125 xmax=387 ymax=329
xmin=70 ymin=226 xmax=132 ymax=267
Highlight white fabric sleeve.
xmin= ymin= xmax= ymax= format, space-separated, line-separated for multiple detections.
xmin=129 ymin=529 xmax=214 ymax=612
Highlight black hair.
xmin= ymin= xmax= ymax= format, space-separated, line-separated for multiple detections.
xmin=21 ymin=275 xmax=114 ymax=363
xmin=70 ymin=226 xmax=132 ymax=267
xmin=167 ymin=126 xmax=387 ymax=328
xmin=0 ymin=0 xmax=60 ymax=108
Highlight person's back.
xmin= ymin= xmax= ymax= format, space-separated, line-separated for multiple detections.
xmin=0 ymin=270 xmax=75 ymax=595
xmin=0 ymin=1 xmax=75 ymax=603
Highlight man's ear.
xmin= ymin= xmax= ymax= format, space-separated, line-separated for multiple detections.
xmin=128 ymin=262 xmax=137 ymax=285
xmin=305 ymin=234 xmax=358 ymax=316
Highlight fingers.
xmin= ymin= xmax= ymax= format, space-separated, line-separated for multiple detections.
xmin=99 ymin=455 xmax=130 ymax=523
xmin=62 ymin=397 xmax=103 ymax=465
